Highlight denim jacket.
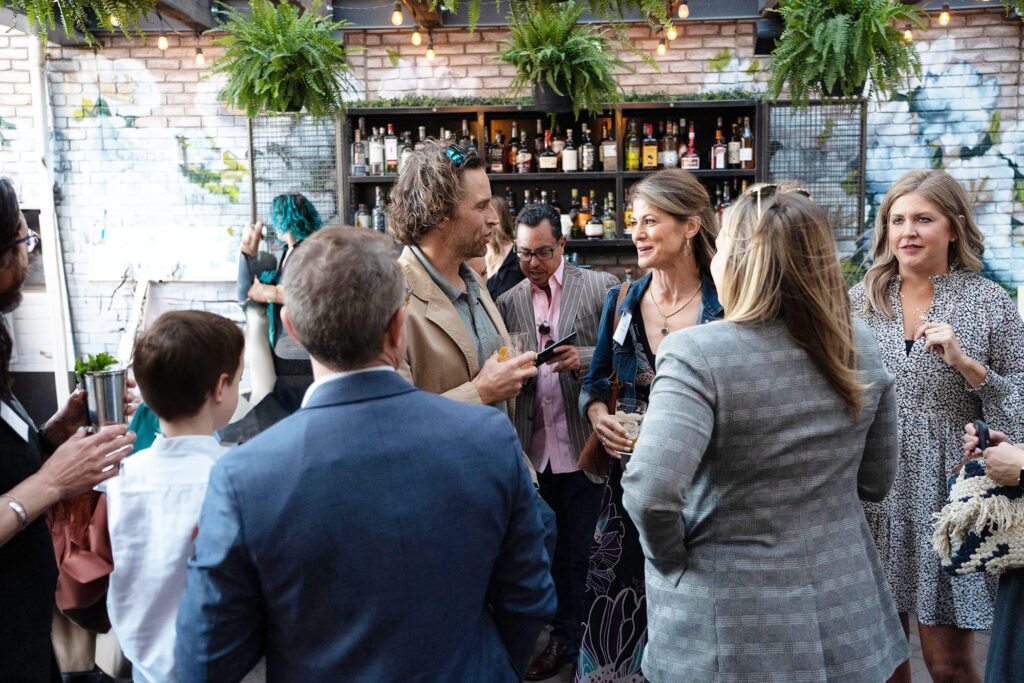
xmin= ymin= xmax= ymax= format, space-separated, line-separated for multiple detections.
xmin=578 ymin=272 xmax=723 ymax=420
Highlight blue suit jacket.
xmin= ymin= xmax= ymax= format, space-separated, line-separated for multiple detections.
xmin=175 ymin=370 xmax=556 ymax=682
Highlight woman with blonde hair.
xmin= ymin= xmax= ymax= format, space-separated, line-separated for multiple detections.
xmin=850 ymin=169 xmax=1024 ymax=683
xmin=621 ymin=184 xmax=910 ymax=681
xmin=485 ymin=196 xmax=522 ymax=299
xmin=575 ymin=169 xmax=722 ymax=683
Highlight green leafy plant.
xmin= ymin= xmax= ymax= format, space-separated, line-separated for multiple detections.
xmin=1001 ymin=0 xmax=1024 ymax=17
xmin=497 ymin=0 xmax=630 ymax=120
xmin=75 ymin=353 xmax=119 ymax=383
xmin=208 ymin=0 xmax=362 ymax=118
xmin=765 ymin=0 xmax=926 ymax=109
xmin=436 ymin=0 xmax=668 ymax=33
xmin=4 ymin=0 xmax=156 ymax=42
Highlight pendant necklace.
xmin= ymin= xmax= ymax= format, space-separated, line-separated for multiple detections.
xmin=899 ymin=291 xmax=932 ymax=322
xmin=650 ymin=282 xmax=702 ymax=335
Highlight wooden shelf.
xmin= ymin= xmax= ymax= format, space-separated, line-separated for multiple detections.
xmin=486 ymin=172 xmax=618 ymax=182
xmin=566 ymin=238 xmax=634 ymax=249
xmin=620 ymin=169 xmax=756 ymax=180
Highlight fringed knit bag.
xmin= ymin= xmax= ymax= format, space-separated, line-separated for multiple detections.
xmin=932 ymin=456 xmax=1024 ymax=575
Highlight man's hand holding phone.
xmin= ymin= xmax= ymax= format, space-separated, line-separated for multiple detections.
xmin=535 ymin=331 xmax=579 ymax=373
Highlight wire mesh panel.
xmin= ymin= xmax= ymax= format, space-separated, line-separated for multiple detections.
xmin=250 ymin=115 xmax=340 ymax=234
xmin=765 ymin=101 xmax=867 ymax=241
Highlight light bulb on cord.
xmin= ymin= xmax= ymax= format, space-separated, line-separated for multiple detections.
xmin=657 ymin=37 xmax=667 ymax=56
xmin=903 ymin=23 xmax=913 ymax=41
xmin=939 ymin=3 xmax=950 ymax=25
xmin=426 ymin=41 xmax=435 ymax=60
xmin=666 ymin=23 xmax=677 ymax=40
xmin=195 ymin=45 xmax=205 ymax=65
xmin=109 ymin=14 xmax=119 ymax=26
xmin=158 ymin=33 xmax=169 ymax=50
xmin=677 ymin=1 xmax=689 ymax=19
xmin=391 ymin=2 xmax=403 ymax=25
xmin=411 ymin=30 xmax=422 ymax=46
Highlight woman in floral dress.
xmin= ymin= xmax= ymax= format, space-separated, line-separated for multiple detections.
xmin=849 ymin=169 xmax=1024 ymax=683
xmin=576 ymin=170 xmax=722 ymax=683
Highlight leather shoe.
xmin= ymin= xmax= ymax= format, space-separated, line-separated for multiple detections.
xmin=525 ymin=639 xmax=570 ymax=681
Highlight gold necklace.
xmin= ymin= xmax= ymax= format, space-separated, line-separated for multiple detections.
xmin=650 ymin=283 xmax=702 ymax=335
xmin=899 ymin=291 xmax=932 ymax=322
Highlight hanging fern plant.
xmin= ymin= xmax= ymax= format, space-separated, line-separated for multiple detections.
xmin=4 ymin=0 xmax=157 ymax=42
xmin=208 ymin=0 xmax=361 ymax=118
xmin=497 ymin=0 xmax=631 ymax=120
xmin=436 ymin=0 xmax=669 ymax=33
xmin=765 ymin=0 xmax=926 ymax=110
xmin=1000 ymin=0 xmax=1024 ymax=17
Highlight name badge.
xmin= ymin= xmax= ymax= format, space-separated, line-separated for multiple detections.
xmin=613 ymin=311 xmax=632 ymax=346
xmin=1 ymin=401 xmax=30 ymax=442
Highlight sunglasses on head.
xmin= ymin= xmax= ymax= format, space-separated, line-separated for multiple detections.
xmin=446 ymin=144 xmax=470 ymax=169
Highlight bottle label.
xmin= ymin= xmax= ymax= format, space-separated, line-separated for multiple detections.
xmin=602 ymin=143 xmax=617 ymax=159
xmin=657 ymin=151 xmax=666 ymax=167
xmin=562 ymin=150 xmax=578 ymax=171
xmin=560 ymin=214 xmax=573 ymax=235
xmin=351 ymin=163 xmax=366 ymax=176
xmin=626 ymin=149 xmax=640 ymax=170
xmin=582 ymin=148 xmax=595 ymax=171
xmin=385 ymin=139 xmax=398 ymax=161
xmin=356 ymin=214 xmax=371 ymax=228
xmin=662 ymin=150 xmax=678 ymax=167
xmin=369 ymin=142 xmax=384 ymax=164
xmin=642 ymin=145 xmax=658 ymax=169
xmin=681 ymin=156 xmax=700 ymax=170
xmin=585 ymin=220 xmax=603 ymax=238
xmin=728 ymin=142 xmax=741 ymax=165
xmin=740 ymin=147 xmax=754 ymax=162
xmin=539 ymin=156 xmax=558 ymax=170
xmin=714 ymin=149 xmax=726 ymax=169
xmin=552 ymin=140 xmax=566 ymax=155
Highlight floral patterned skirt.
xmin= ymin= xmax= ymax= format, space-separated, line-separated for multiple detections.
xmin=575 ymin=460 xmax=648 ymax=683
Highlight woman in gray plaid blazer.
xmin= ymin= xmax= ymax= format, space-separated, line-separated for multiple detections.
xmin=621 ymin=186 xmax=910 ymax=681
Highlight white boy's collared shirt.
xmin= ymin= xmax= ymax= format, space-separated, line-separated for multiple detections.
xmin=104 ymin=434 xmax=229 ymax=683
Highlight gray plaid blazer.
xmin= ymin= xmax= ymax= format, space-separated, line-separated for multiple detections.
xmin=622 ymin=318 xmax=910 ymax=682
xmin=496 ymin=263 xmax=618 ymax=460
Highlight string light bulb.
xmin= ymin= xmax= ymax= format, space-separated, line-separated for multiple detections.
xmin=109 ymin=14 xmax=120 ymax=26
xmin=426 ymin=38 xmax=435 ymax=60
xmin=391 ymin=2 xmax=403 ymax=25
xmin=666 ymin=23 xmax=677 ymax=40
xmin=677 ymin=1 xmax=689 ymax=19
xmin=195 ymin=45 xmax=205 ymax=65
xmin=657 ymin=37 xmax=667 ymax=56
xmin=939 ymin=3 xmax=950 ymax=25
xmin=411 ymin=30 xmax=422 ymax=46
xmin=158 ymin=33 xmax=169 ymax=50
xmin=903 ymin=23 xmax=913 ymax=41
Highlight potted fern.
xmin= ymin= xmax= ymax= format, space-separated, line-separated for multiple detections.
xmin=497 ymin=0 xmax=627 ymax=119
xmin=765 ymin=0 xmax=925 ymax=109
xmin=14 ymin=0 xmax=155 ymax=42
xmin=208 ymin=0 xmax=360 ymax=118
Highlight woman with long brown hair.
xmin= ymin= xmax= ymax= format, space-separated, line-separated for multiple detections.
xmin=621 ymin=185 xmax=909 ymax=681
xmin=851 ymin=169 xmax=1024 ymax=683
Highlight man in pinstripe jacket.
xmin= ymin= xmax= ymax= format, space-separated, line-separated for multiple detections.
xmin=496 ymin=204 xmax=618 ymax=680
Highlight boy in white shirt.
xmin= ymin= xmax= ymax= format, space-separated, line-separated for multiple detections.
xmin=104 ymin=310 xmax=244 ymax=683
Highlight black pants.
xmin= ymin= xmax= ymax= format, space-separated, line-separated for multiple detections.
xmin=536 ymin=466 xmax=604 ymax=658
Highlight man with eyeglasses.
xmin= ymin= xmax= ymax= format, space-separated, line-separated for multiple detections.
xmin=495 ymin=203 xmax=618 ymax=680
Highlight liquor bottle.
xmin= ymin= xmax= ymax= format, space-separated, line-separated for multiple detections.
xmin=580 ymin=124 xmax=596 ymax=172
xmin=710 ymin=117 xmax=727 ymax=170
xmin=350 ymin=128 xmax=367 ymax=176
xmin=661 ymin=122 xmax=679 ymax=169
xmin=371 ymin=186 xmax=386 ymax=234
xmin=507 ymin=122 xmax=520 ymax=170
xmin=490 ymin=131 xmax=508 ymax=174
xmin=584 ymin=193 xmax=602 ymax=239
xmin=415 ymin=125 xmax=427 ymax=151
xmin=538 ymin=130 xmax=558 ymax=171
xmin=600 ymin=123 xmax=618 ymax=172
xmin=523 ymin=188 xmax=532 ymax=206
xmin=468 ymin=135 xmax=478 ymax=155
xmin=602 ymin=193 xmax=616 ymax=239
xmin=625 ymin=119 xmax=640 ymax=171
xmin=677 ymin=118 xmax=688 ymax=167
xmin=552 ymin=125 xmax=566 ymax=158
xmin=681 ymin=120 xmax=700 ymax=170
xmin=623 ymin=197 xmax=634 ymax=236
xmin=398 ymin=131 xmax=413 ymax=173
xmin=534 ymin=119 xmax=545 ymax=161
xmin=517 ymin=131 xmax=533 ymax=173
xmin=354 ymin=203 xmax=371 ymax=229
xmin=369 ymin=127 xmax=385 ymax=175
xmin=641 ymin=123 xmax=658 ymax=170
xmin=720 ymin=181 xmax=732 ymax=217
xmin=562 ymin=128 xmax=578 ymax=172
xmin=569 ymin=188 xmax=582 ymax=238
xmin=540 ymin=190 xmax=549 ymax=205
xmin=741 ymin=116 xmax=755 ymax=170
xmin=533 ymin=187 xmax=541 ymax=204
xmin=728 ymin=123 xmax=741 ymax=168
xmin=656 ymin=121 xmax=668 ymax=169
xmin=459 ymin=119 xmax=471 ymax=149
xmin=550 ymin=189 xmax=562 ymax=214
xmin=714 ymin=184 xmax=723 ymax=219
xmin=384 ymin=124 xmax=399 ymax=175
xmin=505 ymin=186 xmax=516 ymax=215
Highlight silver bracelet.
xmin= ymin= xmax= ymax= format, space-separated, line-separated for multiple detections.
xmin=1 ymin=494 xmax=29 ymax=530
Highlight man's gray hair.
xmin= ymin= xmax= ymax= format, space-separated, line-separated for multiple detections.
xmin=283 ymin=227 xmax=405 ymax=370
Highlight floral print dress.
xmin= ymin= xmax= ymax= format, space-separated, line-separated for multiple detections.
xmin=849 ymin=268 xmax=1024 ymax=628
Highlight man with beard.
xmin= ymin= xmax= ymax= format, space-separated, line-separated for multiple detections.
xmin=386 ymin=139 xmax=537 ymax=416
xmin=0 ymin=176 xmax=136 ymax=681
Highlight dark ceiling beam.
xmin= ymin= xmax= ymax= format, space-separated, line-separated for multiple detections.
xmin=0 ymin=6 xmax=91 ymax=45
xmin=399 ymin=0 xmax=442 ymax=29
xmin=155 ymin=0 xmax=216 ymax=31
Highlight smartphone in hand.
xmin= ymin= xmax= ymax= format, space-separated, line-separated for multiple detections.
xmin=535 ymin=331 xmax=578 ymax=366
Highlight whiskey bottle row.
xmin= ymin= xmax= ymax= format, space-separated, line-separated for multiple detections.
xmin=350 ymin=115 xmax=756 ymax=177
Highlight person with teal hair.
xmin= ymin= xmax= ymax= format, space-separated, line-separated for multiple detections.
xmin=236 ymin=193 xmax=322 ymax=411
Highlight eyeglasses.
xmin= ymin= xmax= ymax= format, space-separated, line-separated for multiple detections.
xmin=1 ymin=231 xmax=40 ymax=255
xmin=538 ymin=320 xmax=551 ymax=336
xmin=748 ymin=183 xmax=812 ymax=218
xmin=446 ymin=144 xmax=470 ymax=169
xmin=514 ymin=245 xmax=558 ymax=262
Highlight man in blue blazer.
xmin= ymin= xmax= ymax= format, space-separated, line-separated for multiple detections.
xmin=175 ymin=227 xmax=556 ymax=682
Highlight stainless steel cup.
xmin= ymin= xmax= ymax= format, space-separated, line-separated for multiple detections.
xmin=83 ymin=368 xmax=127 ymax=426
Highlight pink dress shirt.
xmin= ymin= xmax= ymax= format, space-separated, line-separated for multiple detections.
xmin=529 ymin=260 xmax=576 ymax=474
